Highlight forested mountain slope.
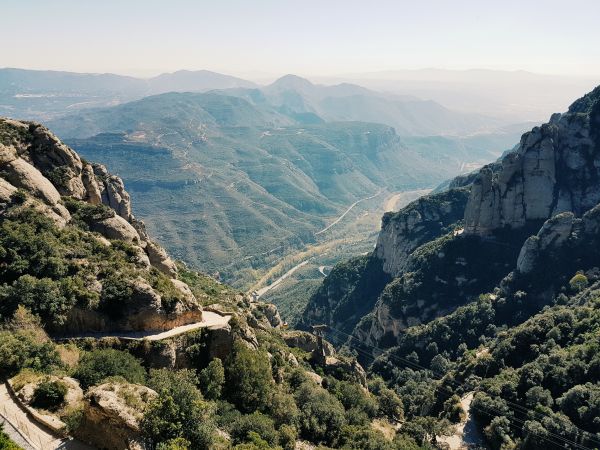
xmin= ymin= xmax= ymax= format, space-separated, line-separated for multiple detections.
xmin=300 ymin=85 xmax=600 ymax=448
xmin=0 ymin=117 xmax=420 ymax=450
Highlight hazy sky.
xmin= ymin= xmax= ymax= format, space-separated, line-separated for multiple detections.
xmin=2 ymin=0 xmax=600 ymax=78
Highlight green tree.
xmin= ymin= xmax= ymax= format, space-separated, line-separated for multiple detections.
xmin=142 ymin=369 xmax=215 ymax=449
xmin=569 ymin=273 xmax=588 ymax=292
xmin=230 ymin=412 xmax=278 ymax=446
xmin=442 ymin=394 xmax=466 ymax=423
xmin=376 ymin=386 xmax=404 ymax=422
xmin=294 ymin=381 xmax=346 ymax=446
xmin=32 ymin=380 xmax=67 ymax=411
xmin=269 ymin=388 xmax=299 ymax=427
xmin=74 ymin=349 xmax=146 ymax=389
xmin=198 ymin=358 xmax=225 ymax=400
xmin=225 ymin=341 xmax=273 ymax=413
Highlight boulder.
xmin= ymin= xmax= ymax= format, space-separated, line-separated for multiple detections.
xmin=282 ymin=331 xmax=335 ymax=356
xmin=0 ymin=157 xmax=62 ymax=206
xmin=77 ymin=382 xmax=156 ymax=450
xmin=146 ymin=241 xmax=177 ymax=276
xmin=91 ymin=215 xmax=141 ymax=243
xmin=375 ymin=188 xmax=469 ymax=276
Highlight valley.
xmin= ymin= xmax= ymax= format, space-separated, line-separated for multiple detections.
xmin=46 ymin=89 xmax=516 ymax=290
xmin=256 ymin=188 xmax=431 ymax=324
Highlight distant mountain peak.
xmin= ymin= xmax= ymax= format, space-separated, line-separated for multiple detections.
xmin=269 ymin=74 xmax=314 ymax=90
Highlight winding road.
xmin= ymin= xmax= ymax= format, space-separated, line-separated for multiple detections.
xmin=255 ymin=260 xmax=311 ymax=298
xmin=315 ymin=189 xmax=384 ymax=235
xmin=0 ymin=383 xmax=92 ymax=450
xmin=53 ymin=311 xmax=231 ymax=341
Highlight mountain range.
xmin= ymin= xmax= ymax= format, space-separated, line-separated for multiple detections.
xmin=45 ymin=89 xmax=521 ymax=286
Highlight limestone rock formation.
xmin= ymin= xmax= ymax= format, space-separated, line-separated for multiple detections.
xmin=146 ymin=241 xmax=178 ymax=277
xmin=375 ymin=188 xmax=470 ymax=277
xmin=464 ymin=87 xmax=600 ymax=235
xmin=77 ymin=382 xmax=157 ymax=450
xmin=0 ymin=117 xmax=203 ymax=332
xmin=282 ymin=330 xmax=335 ymax=356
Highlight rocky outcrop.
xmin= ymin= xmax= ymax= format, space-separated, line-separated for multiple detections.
xmin=0 ymin=118 xmax=205 ymax=333
xmin=282 ymin=330 xmax=335 ymax=356
xmin=146 ymin=241 xmax=177 ymax=277
xmin=77 ymin=382 xmax=156 ymax=450
xmin=516 ymin=212 xmax=575 ymax=274
xmin=516 ymin=202 xmax=600 ymax=276
xmin=464 ymin=87 xmax=600 ymax=235
xmin=375 ymin=188 xmax=469 ymax=277
xmin=249 ymin=302 xmax=283 ymax=330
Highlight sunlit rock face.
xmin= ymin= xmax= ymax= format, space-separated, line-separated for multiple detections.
xmin=464 ymin=87 xmax=600 ymax=235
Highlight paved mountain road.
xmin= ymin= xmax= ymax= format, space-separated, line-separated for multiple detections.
xmin=53 ymin=311 xmax=231 ymax=341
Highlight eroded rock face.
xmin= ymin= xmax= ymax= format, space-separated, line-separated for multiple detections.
xmin=77 ymin=382 xmax=156 ymax=450
xmin=517 ymin=212 xmax=575 ymax=274
xmin=0 ymin=118 xmax=206 ymax=333
xmin=282 ymin=330 xmax=335 ymax=356
xmin=91 ymin=214 xmax=141 ymax=243
xmin=146 ymin=241 xmax=178 ymax=277
xmin=464 ymin=87 xmax=600 ymax=235
xmin=375 ymin=188 xmax=470 ymax=277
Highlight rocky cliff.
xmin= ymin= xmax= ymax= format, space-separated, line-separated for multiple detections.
xmin=375 ymin=187 xmax=470 ymax=277
xmin=464 ymin=86 xmax=600 ymax=234
xmin=303 ymin=84 xmax=600 ymax=352
xmin=0 ymin=117 xmax=200 ymax=331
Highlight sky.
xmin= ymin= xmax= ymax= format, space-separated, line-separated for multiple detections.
xmin=2 ymin=0 xmax=600 ymax=79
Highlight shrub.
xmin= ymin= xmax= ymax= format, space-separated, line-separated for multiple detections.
xmin=0 ymin=329 xmax=61 ymax=377
xmin=199 ymin=358 xmax=225 ymax=400
xmin=230 ymin=413 xmax=278 ymax=446
xmin=278 ymin=424 xmax=297 ymax=450
xmin=0 ymin=423 xmax=21 ymax=450
xmin=156 ymin=438 xmax=190 ymax=450
xmin=74 ymin=349 xmax=146 ymax=389
xmin=32 ymin=380 xmax=67 ymax=410
xmin=225 ymin=341 xmax=273 ymax=413
xmin=142 ymin=369 xmax=215 ymax=449
xmin=569 ymin=273 xmax=588 ymax=292
xmin=294 ymin=381 xmax=346 ymax=446
xmin=269 ymin=388 xmax=299 ymax=427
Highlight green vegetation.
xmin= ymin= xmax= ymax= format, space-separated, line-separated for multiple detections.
xmin=0 ymin=424 xmax=21 ymax=450
xmin=31 ymin=380 xmax=68 ymax=410
xmin=74 ymin=349 xmax=146 ymax=389
xmin=225 ymin=341 xmax=274 ymax=413
xmin=46 ymin=90 xmax=516 ymax=288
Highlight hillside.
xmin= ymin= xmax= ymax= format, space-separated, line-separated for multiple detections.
xmin=300 ymin=85 xmax=600 ymax=447
xmin=46 ymin=91 xmax=514 ymax=287
xmin=0 ymin=117 xmax=419 ymax=450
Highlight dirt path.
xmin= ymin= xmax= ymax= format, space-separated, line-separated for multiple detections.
xmin=315 ymin=189 xmax=384 ymax=235
xmin=54 ymin=311 xmax=231 ymax=341
xmin=0 ymin=384 xmax=92 ymax=450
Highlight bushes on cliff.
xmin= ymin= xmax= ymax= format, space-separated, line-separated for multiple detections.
xmin=198 ymin=358 xmax=225 ymax=400
xmin=230 ymin=412 xmax=278 ymax=446
xmin=31 ymin=380 xmax=68 ymax=410
xmin=294 ymin=381 xmax=346 ymax=446
xmin=74 ymin=349 xmax=146 ymax=389
xmin=142 ymin=369 xmax=215 ymax=449
xmin=0 ymin=308 xmax=61 ymax=377
xmin=225 ymin=341 xmax=274 ymax=413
